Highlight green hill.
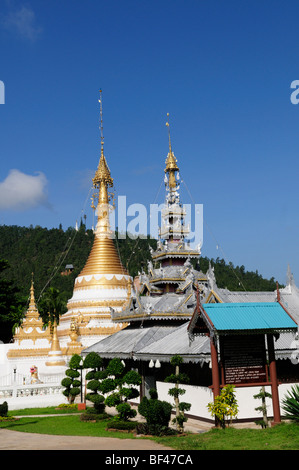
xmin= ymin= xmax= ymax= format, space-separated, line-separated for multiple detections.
xmin=0 ymin=224 xmax=157 ymax=302
xmin=0 ymin=223 xmax=279 ymax=300
xmin=0 ymin=224 xmax=279 ymax=342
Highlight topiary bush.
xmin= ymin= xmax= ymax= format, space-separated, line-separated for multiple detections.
xmin=61 ymin=354 xmax=82 ymax=404
xmin=84 ymin=352 xmax=106 ymax=414
xmin=164 ymin=355 xmax=191 ymax=432
xmin=83 ymin=351 xmax=103 ymax=371
xmin=138 ymin=388 xmax=173 ymax=434
xmin=102 ymin=358 xmax=142 ymax=421
xmin=116 ymin=402 xmax=137 ymax=421
xmin=0 ymin=401 xmax=8 ymax=417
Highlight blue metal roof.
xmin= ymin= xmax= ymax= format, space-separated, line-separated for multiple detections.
xmin=202 ymin=302 xmax=298 ymax=333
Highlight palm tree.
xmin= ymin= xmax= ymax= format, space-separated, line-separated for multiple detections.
xmin=38 ymin=286 xmax=67 ymax=327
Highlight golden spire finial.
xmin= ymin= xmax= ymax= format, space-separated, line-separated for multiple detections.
xmin=99 ymin=89 xmax=104 ymax=156
xmin=166 ymin=113 xmax=172 ymax=154
xmin=92 ymin=90 xmax=114 ymax=202
xmin=165 ymin=113 xmax=179 ymax=188
xmin=29 ymin=273 xmax=38 ymax=314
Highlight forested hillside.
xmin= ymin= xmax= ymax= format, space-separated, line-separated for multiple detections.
xmin=0 ymin=224 xmax=280 ymax=342
xmin=0 ymin=224 xmax=279 ymax=301
xmin=0 ymin=224 xmax=156 ymax=301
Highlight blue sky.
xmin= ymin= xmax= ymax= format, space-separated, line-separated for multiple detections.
xmin=0 ymin=0 xmax=299 ymax=285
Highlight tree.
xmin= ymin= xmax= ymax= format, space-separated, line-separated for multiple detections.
xmin=61 ymin=354 xmax=82 ymax=404
xmin=253 ymin=386 xmax=272 ymax=428
xmin=102 ymin=358 xmax=142 ymax=421
xmin=84 ymin=352 xmax=106 ymax=413
xmin=38 ymin=286 xmax=67 ymax=327
xmin=207 ymin=384 xmax=238 ymax=428
xmin=164 ymin=355 xmax=191 ymax=433
xmin=0 ymin=259 xmax=26 ymax=342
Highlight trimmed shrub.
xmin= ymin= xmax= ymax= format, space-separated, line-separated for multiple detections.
xmin=106 ymin=420 xmax=137 ymax=431
xmin=138 ymin=388 xmax=172 ymax=429
xmin=83 ymin=352 xmax=103 ymax=370
xmin=116 ymin=402 xmax=137 ymax=421
xmin=136 ymin=423 xmax=177 ymax=436
xmin=84 ymin=352 xmax=106 ymax=414
xmin=0 ymin=401 xmax=8 ymax=417
xmin=102 ymin=358 xmax=142 ymax=421
xmin=61 ymin=355 xmax=82 ymax=404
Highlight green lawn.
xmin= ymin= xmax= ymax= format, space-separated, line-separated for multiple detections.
xmin=154 ymin=422 xmax=299 ymax=450
xmin=0 ymin=415 xmax=137 ymax=440
xmin=1 ymin=409 xmax=299 ymax=450
xmin=8 ymin=406 xmax=81 ymax=416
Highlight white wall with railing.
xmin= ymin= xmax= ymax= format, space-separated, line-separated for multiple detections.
xmin=0 ymin=371 xmax=67 ymax=410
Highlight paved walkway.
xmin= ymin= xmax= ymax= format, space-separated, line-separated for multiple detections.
xmin=0 ymin=408 xmax=259 ymax=450
xmin=0 ymin=428 xmax=174 ymax=450
xmin=0 ymin=412 xmax=210 ymax=450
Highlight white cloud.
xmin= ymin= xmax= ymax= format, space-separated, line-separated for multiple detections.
xmin=2 ymin=4 xmax=42 ymax=41
xmin=0 ymin=169 xmax=50 ymax=211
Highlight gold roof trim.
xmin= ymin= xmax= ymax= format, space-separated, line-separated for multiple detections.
xmin=7 ymin=348 xmax=51 ymax=358
xmin=66 ymin=299 xmax=126 ymax=310
xmin=74 ymin=274 xmax=129 ymax=288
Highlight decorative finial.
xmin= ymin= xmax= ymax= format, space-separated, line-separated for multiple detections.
xmin=98 ymin=89 xmax=104 ymax=155
xmin=166 ymin=112 xmax=172 ymax=153
xmin=28 ymin=273 xmax=38 ymax=315
xmin=164 ymin=113 xmax=179 ymax=188
xmin=92 ymin=91 xmax=114 ymax=191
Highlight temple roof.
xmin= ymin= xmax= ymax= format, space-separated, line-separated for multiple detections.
xmin=111 ymin=291 xmax=196 ymax=323
xmin=83 ymin=325 xmax=177 ymax=359
xmin=82 ymin=322 xmax=210 ymax=364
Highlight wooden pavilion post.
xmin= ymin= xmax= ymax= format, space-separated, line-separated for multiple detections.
xmin=210 ymin=336 xmax=220 ymax=398
xmin=267 ymin=333 xmax=281 ymax=425
xmin=210 ymin=335 xmax=221 ymax=427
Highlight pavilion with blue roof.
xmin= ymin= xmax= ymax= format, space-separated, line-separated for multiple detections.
xmin=201 ymin=302 xmax=297 ymax=335
xmin=188 ymin=300 xmax=298 ymax=425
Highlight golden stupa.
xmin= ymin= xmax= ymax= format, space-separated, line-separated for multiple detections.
xmin=7 ymin=275 xmax=52 ymax=359
xmin=58 ymin=92 xmax=131 ymax=352
xmin=45 ymin=319 xmax=66 ymax=367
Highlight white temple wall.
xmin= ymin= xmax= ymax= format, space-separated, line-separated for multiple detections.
xmin=0 ymin=343 xmax=10 ymax=379
xmin=157 ymin=381 xmax=299 ymax=421
xmin=0 ymin=382 xmax=67 ymax=410
xmin=157 ymin=381 xmax=213 ymax=420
